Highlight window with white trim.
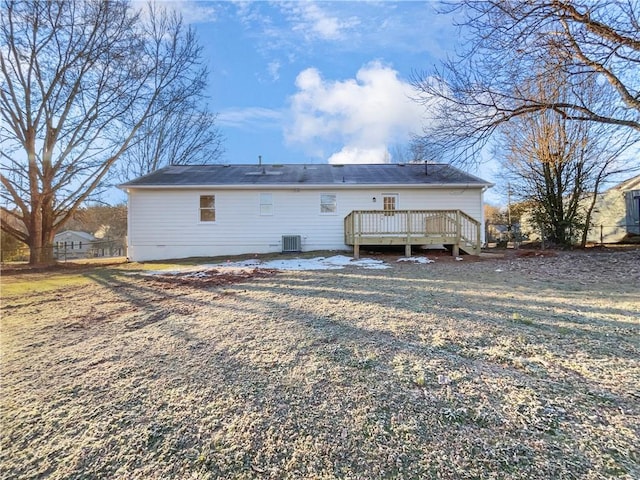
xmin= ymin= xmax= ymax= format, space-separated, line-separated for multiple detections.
xmin=260 ymin=193 xmax=273 ymax=215
xmin=320 ymin=193 xmax=337 ymax=214
xmin=383 ymin=194 xmax=397 ymax=216
xmin=200 ymin=195 xmax=216 ymax=222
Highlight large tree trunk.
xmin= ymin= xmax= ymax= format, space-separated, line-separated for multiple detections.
xmin=26 ymin=195 xmax=56 ymax=265
xmin=580 ymin=185 xmax=602 ymax=248
xmin=27 ymin=215 xmax=55 ymax=265
xmin=27 ymin=193 xmax=44 ymax=265
xmin=29 ymin=238 xmax=55 ymax=265
xmin=1 ymin=2 xmax=216 ymax=267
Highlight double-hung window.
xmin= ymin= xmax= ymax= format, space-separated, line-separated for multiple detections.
xmin=383 ymin=194 xmax=397 ymax=216
xmin=200 ymin=195 xmax=216 ymax=222
xmin=320 ymin=193 xmax=337 ymax=214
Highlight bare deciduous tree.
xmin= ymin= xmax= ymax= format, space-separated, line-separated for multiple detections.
xmin=412 ymin=0 xmax=640 ymax=161
xmin=0 ymin=0 xmax=219 ymax=264
xmin=119 ymin=108 xmax=224 ymax=180
xmin=65 ymin=204 xmax=128 ymax=241
xmin=117 ymin=7 xmax=224 ymax=180
xmin=498 ymin=91 xmax=633 ymax=247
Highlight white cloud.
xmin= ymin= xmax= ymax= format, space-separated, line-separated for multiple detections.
xmin=285 ymin=61 xmax=426 ymax=163
xmin=217 ymin=107 xmax=282 ymax=129
xmin=327 ymin=146 xmax=390 ymax=165
xmin=135 ymin=0 xmax=219 ymax=25
xmin=267 ymin=61 xmax=281 ymax=81
xmin=283 ymin=2 xmax=360 ymax=41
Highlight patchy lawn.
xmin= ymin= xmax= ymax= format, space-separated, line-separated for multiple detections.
xmin=1 ymin=249 xmax=639 ymax=479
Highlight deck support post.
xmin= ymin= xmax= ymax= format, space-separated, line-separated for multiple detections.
xmin=354 ymin=214 xmax=362 ymax=260
xmin=453 ymin=210 xmax=461 ymax=257
xmin=405 ymin=211 xmax=412 ymax=258
xmin=476 ymin=215 xmax=482 ymax=255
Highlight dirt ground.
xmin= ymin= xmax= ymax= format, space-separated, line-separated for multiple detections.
xmin=1 ymin=248 xmax=639 ymax=479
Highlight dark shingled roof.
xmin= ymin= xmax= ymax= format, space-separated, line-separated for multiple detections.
xmin=120 ymin=163 xmax=492 ymax=188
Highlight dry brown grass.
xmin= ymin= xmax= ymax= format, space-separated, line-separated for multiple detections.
xmin=1 ymin=249 xmax=639 ymax=479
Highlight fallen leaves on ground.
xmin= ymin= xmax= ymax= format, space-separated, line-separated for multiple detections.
xmin=1 ymin=249 xmax=638 ymax=479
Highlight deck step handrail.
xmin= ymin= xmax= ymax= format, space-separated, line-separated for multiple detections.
xmin=344 ymin=209 xmax=481 ymax=256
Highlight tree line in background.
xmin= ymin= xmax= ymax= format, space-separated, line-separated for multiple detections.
xmin=413 ymin=0 xmax=639 ymax=247
xmin=64 ymin=204 xmax=127 ymax=242
xmin=1 ymin=0 xmax=223 ymax=265
xmin=2 ymin=1 xmax=638 ymax=264
xmin=1 ymin=204 xmax=127 ymax=260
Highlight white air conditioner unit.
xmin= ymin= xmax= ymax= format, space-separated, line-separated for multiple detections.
xmin=282 ymin=235 xmax=302 ymax=253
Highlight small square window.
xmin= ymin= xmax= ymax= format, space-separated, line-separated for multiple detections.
xmin=320 ymin=194 xmax=337 ymax=214
xmin=200 ymin=195 xmax=216 ymax=222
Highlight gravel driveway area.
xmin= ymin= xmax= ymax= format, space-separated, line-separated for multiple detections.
xmin=1 ymin=248 xmax=639 ymax=479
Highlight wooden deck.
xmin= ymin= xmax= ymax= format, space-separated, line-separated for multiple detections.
xmin=344 ymin=209 xmax=481 ymax=258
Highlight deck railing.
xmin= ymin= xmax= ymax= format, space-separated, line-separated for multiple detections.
xmin=344 ymin=209 xmax=481 ymax=256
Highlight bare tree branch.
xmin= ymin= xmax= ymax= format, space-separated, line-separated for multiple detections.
xmin=495 ymin=72 xmax=637 ymax=246
xmin=0 ymin=0 xmax=222 ymax=264
xmin=413 ymin=0 xmax=640 ymax=165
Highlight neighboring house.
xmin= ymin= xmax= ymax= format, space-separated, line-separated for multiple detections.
xmin=586 ymin=175 xmax=640 ymax=243
xmin=54 ymin=230 xmax=96 ymax=259
xmin=119 ymin=163 xmax=493 ymax=262
xmin=519 ymin=175 xmax=640 ymax=244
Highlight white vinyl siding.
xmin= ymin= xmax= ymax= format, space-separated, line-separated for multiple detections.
xmin=127 ymin=187 xmax=485 ymax=261
xmin=260 ymin=193 xmax=273 ymax=215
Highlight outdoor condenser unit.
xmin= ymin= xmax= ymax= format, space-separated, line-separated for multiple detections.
xmin=282 ymin=235 xmax=302 ymax=253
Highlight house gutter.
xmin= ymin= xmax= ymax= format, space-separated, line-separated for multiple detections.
xmin=119 ymin=182 xmax=494 ymax=192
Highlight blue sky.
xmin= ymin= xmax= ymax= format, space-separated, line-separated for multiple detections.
xmin=178 ymin=1 xmax=465 ymax=160
xmin=129 ymin=1 xmax=503 ymax=202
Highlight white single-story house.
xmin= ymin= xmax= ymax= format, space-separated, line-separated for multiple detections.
xmin=54 ymin=230 xmax=96 ymax=259
xmin=120 ymin=163 xmax=493 ymax=262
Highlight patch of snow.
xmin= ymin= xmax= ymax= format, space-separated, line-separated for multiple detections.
xmin=221 ymin=255 xmax=390 ymax=271
xmin=397 ymin=257 xmax=435 ymax=264
xmin=321 ymin=255 xmax=353 ymax=266
xmin=139 ymin=255 xmax=390 ymax=275
xmin=349 ymin=258 xmax=390 ymax=270
xmin=245 ymin=257 xmax=344 ymax=271
xmin=455 ymin=256 xmax=463 ymax=261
